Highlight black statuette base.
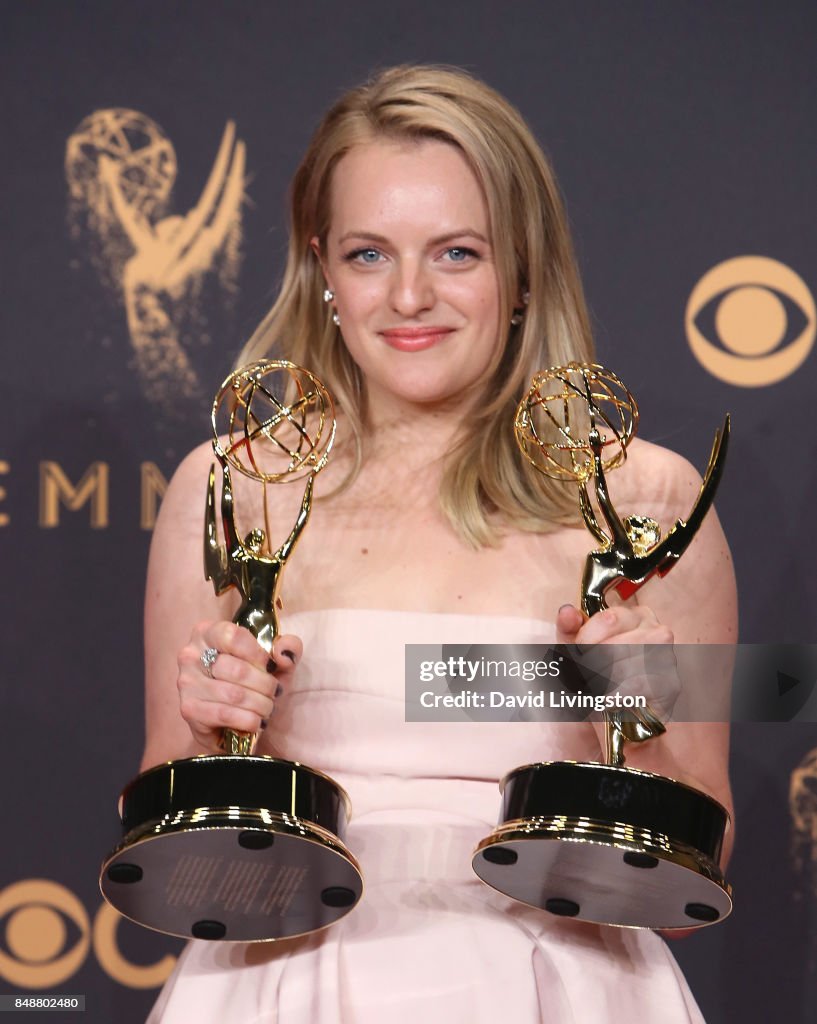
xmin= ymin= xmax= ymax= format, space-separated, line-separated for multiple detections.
xmin=100 ymin=754 xmax=362 ymax=942
xmin=473 ymin=761 xmax=732 ymax=930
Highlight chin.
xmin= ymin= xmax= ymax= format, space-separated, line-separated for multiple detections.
xmin=390 ymin=381 xmax=463 ymax=408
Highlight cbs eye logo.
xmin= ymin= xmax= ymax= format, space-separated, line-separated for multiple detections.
xmin=685 ymin=256 xmax=815 ymax=387
xmin=0 ymin=879 xmax=175 ymax=990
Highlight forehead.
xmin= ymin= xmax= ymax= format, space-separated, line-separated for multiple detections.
xmin=327 ymin=138 xmax=489 ymax=236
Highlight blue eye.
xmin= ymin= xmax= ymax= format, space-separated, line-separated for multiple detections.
xmin=444 ymin=247 xmax=477 ymax=263
xmin=346 ymin=248 xmax=382 ymax=264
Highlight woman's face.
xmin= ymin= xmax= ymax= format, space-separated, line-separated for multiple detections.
xmin=315 ymin=138 xmax=503 ymax=418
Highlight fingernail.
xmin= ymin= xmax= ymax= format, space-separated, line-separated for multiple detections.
xmin=266 ymin=658 xmax=278 ymax=674
xmin=259 ymin=719 xmax=269 ymax=730
xmin=275 ymin=684 xmax=283 ymax=698
xmin=282 ymin=649 xmax=297 ymax=664
xmin=558 ymin=604 xmax=573 ymax=614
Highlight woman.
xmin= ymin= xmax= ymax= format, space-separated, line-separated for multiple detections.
xmin=143 ymin=65 xmax=736 ymax=1022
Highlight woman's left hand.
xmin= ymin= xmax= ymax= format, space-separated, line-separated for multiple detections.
xmin=555 ymin=602 xmax=682 ymax=725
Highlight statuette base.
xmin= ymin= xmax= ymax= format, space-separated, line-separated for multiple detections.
xmin=100 ymin=755 xmax=362 ymax=942
xmin=472 ymin=761 xmax=732 ymax=930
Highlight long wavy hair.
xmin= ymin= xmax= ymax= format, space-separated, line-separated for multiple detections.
xmin=240 ymin=65 xmax=595 ymax=546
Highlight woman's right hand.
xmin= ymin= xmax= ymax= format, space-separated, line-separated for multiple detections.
xmin=176 ymin=621 xmax=302 ymax=753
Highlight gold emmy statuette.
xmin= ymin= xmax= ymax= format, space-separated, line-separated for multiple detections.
xmin=100 ymin=360 xmax=363 ymax=942
xmin=472 ymin=362 xmax=733 ymax=929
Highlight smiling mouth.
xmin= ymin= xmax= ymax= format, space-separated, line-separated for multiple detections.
xmin=379 ymin=327 xmax=455 ymax=352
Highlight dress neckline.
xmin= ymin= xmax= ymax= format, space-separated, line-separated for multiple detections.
xmin=282 ymin=607 xmax=555 ymax=629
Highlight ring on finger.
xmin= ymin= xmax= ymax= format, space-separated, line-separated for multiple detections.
xmin=201 ymin=647 xmax=219 ymax=678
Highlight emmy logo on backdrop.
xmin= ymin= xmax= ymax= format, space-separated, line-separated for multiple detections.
xmin=473 ymin=362 xmax=734 ymax=930
xmin=65 ymin=109 xmax=245 ymax=415
xmin=100 ymin=361 xmax=363 ymax=942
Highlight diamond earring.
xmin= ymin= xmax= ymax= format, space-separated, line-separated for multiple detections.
xmin=323 ymin=288 xmax=340 ymax=326
xmin=511 ymin=290 xmax=530 ymax=327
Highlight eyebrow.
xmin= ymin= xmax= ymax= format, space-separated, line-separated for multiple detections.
xmin=336 ymin=229 xmax=489 ymax=246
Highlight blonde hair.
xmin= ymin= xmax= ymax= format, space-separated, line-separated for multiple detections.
xmin=240 ymin=64 xmax=595 ymax=545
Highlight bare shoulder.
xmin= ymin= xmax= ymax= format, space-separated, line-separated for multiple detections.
xmin=155 ymin=438 xmax=299 ymax=536
xmin=146 ymin=441 xmax=225 ymax=607
xmin=151 ymin=440 xmax=216 ymax=534
xmin=608 ymin=436 xmax=715 ymax=529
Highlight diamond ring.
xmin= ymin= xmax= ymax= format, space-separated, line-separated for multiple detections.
xmin=201 ymin=647 xmax=219 ymax=678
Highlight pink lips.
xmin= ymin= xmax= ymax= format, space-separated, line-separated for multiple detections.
xmin=379 ymin=327 xmax=454 ymax=352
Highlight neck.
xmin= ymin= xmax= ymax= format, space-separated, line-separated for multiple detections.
xmin=362 ymin=388 xmax=476 ymax=460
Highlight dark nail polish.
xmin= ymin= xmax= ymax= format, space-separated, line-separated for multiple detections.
xmin=266 ymin=658 xmax=278 ymax=674
xmin=259 ymin=719 xmax=269 ymax=730
xmin=275 ymin=684 xmax=283 ymax=698
xmin=282 ymin=649 xmax=296 ymax=664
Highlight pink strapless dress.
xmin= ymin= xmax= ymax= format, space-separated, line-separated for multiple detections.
xmin=148 ymin=609 xmax=705 ymax=1023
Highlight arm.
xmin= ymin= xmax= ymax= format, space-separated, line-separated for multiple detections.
xmin=98 ymin=155 xmax=152 ymax=251
xmin=578 ymin=480 xmax=609 ymax=547
xmin=589 ymin=427 xmax=632 ymax=550
xmin=276 ymin=474 xmax=315 ymax=562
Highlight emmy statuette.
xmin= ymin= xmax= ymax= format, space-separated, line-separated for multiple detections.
xmin=472 ymin=363 xmax=732 ymax=929
xmin=100 ymin=360 xmax=363 ymax=942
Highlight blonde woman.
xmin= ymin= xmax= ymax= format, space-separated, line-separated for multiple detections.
xmin=144 ymin=66 xmax=736 ymax=1022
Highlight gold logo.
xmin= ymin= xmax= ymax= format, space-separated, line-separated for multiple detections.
xmin=0 ymin=880 xmax=90 ymax=988
xmin=685 ymin=256 xmax=815 ymax=387
xmin=0 ymin=460 xmax=169 ymax=532
xmin=0 ymin=879 xmax=175 ymax=990
xmin=92 ymin=903 xmax=176 ymax=989
xmin=65 ymin=109 xmax=246 ymax=413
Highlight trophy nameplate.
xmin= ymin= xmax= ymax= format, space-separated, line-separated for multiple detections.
xmin=100 ymin=360 xmax=363 ymax=942
xmin=472 ymin=363 xmax=733 ymax=929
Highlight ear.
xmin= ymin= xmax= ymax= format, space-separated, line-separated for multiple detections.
xmin=310 ymin=236 xmax=333 ymax=291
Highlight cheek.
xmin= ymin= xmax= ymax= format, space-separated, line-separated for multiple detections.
xmin=463 ymin=287 xmax=502 ymax=338
xmin=448 ymin=270 xmax=501 ymax=316
xmin=337 ymin=279 xmax=383 ymax=318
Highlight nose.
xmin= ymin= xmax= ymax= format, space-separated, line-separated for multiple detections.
xmin=389 ymin=258 xmax=434 ymax=318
